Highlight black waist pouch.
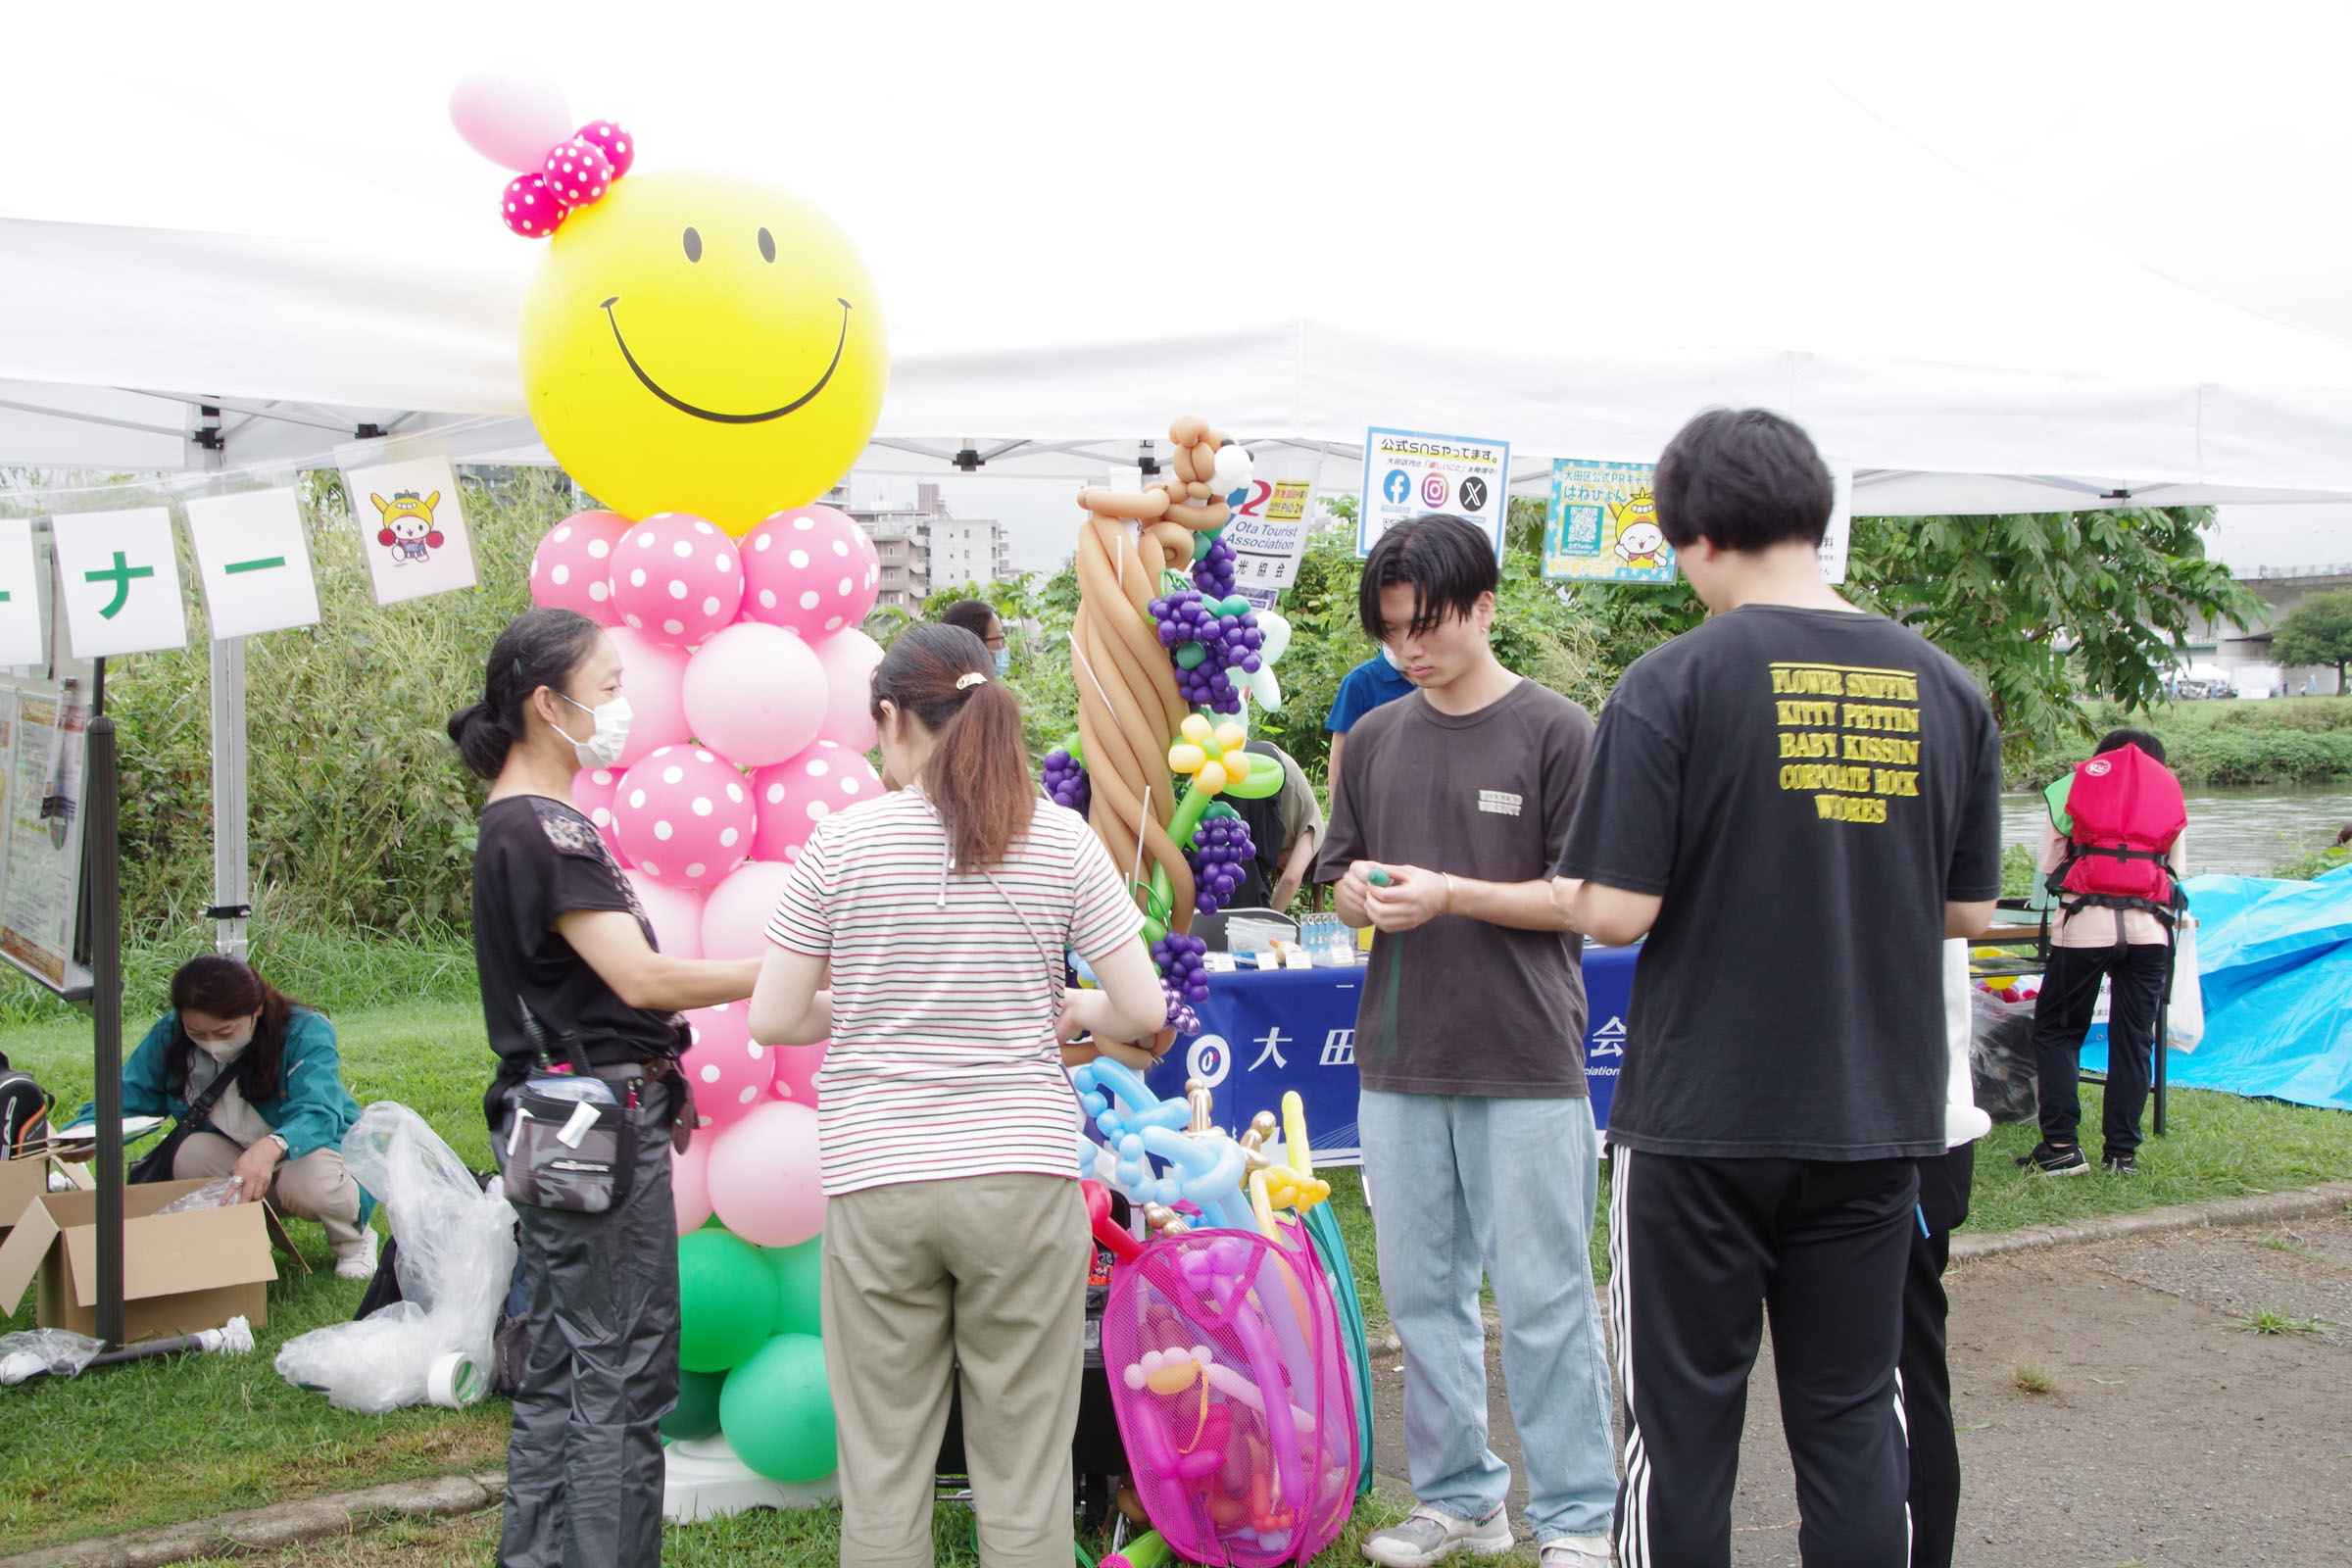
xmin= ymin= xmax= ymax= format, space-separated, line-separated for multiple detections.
xmin=502 ymin=1084 xmax=638 ymax=1214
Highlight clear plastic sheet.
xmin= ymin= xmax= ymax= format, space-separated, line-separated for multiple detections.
xmin=274 ymin=1102 xmax=516 ymax=1411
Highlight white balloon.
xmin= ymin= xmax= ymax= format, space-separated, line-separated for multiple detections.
xmin=1249 ymin=665 xmax=1284 ymax=712
xmin=1211 ymin=444 xmax=1254 ymax=494
xmin=1253 ymin=608 xmax=1293 ymax=666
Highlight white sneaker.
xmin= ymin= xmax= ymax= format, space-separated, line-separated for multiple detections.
xmin=1538 ymin=1533 xmax=1614 ymax=1568
xmin=334 ymin=1227 xmax=381 ymax=1282
xmin=1363 ymin=1504 xmax=1514 ymax=1566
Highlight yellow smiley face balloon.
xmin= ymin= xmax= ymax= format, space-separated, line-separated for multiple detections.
xmin=519 ymin=171 xmax=888 ymax=535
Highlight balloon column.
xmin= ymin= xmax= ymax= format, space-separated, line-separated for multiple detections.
xmin=1062 ymin=417 xmax=1290 ymax=1058
xmin=455 ymin=69 xmax=891 ymax=1493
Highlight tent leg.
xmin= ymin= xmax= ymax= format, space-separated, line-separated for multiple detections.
xmin=89 ymin=714 xmax=124 ymax=1349
xmin=209 ymin=636 xmax=249 ymax=958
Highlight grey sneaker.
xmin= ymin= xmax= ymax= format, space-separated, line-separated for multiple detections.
xmin=1538 ymin=1535 xmax=1614 ymax=1568
xmin=1363 ymin=1504 xmax=1514 ymax=1566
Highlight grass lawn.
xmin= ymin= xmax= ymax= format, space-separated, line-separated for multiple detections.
xmin=5 ymin=996 xmax=2348 ymax=1557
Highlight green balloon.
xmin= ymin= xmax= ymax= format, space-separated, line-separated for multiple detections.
xmin=1192 ymin=529 xmax=1218 ymax=563
xmin=766 ymin=1237 xmax=823 ymax=1337
xmin=719 ymin=1333 xmax=837 ymax=1483
xmin=1222 ymin=753 xmax=1285 ymax=800
xmin=662 ymin=1365 xmax=726 ymax=1442
xmin=1174 ymin=642 xmax=1207 ymax=670
xmin=1217 ymin=595 xmax=1253 ymax=618
xmin=678 ymin=1230 xmax=778 ymax=1373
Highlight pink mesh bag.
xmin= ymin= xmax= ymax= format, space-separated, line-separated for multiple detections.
xmin=1103 ymin=1220 xmax=1361 ymax=1565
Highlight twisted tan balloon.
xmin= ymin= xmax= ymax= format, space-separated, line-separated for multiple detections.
xmin=1068 ymin=416 xmax=1238 ymax=1059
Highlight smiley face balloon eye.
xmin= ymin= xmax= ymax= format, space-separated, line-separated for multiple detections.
xmin=682 ymin=226 xmax=703 ymax=262
xmin=759 ymin=227 xmax=775 ymax=263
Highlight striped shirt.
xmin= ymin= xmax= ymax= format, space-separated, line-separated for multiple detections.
xmin=765 ymin=791 xmax=1146 ymax=1196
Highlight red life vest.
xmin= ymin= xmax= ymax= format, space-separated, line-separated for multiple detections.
xmin=2048 ymin=744 xmax=2186 ymax=921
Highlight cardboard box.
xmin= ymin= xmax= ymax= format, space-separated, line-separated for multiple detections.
xmin=0 ymin=1178 xmax=299 ymax=1341
xmin=0 ymin=1152 xmax=91 ymax=1240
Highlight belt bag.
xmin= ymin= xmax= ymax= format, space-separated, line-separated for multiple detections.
xmin=503 ymin=1085 xmax=638 ymax=1214
xmin=503 ymin=1009 xmax=638 ymax=1214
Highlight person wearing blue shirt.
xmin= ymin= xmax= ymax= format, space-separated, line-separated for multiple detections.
xmin=84 ymin=955 xmax=372 ymax=1278
xmin=1323 ymin=647 xmax=1416 ymax=798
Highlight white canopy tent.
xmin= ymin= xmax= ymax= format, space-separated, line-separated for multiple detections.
xmin=8 ymin=1 xmax=2352 ymax=514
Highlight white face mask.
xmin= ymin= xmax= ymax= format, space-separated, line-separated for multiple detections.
xmin=555 ymin=692 xmax=633 ymax=769
xmin=194 ymin=1028 xmax=253 ymax=1061
xmin=1379 ymin=642 xmax=1405 ymax=672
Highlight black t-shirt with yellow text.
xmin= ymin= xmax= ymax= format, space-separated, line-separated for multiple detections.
xmin=1558 ymin=606 xmax=2002 ymax=1160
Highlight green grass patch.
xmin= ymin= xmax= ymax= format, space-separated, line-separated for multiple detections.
xmin=2016 ymin=696 xmax=2352 ymax=787
xmin=7 ymin=968 xmax=2351 ymax=1551
xmin=2231 ymin=1305 xmax=2334 ymax=1337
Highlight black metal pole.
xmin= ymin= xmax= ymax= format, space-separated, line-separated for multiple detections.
xmin=88 ymin=713 xmax=123 ymax=1348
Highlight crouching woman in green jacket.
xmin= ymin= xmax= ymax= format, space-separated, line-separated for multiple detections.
xmin=104 ymin=955 xmax=371 ymax=1278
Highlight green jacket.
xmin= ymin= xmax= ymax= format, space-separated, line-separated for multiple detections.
xmin=99 ymin=1007 xmax=363 ymax=1160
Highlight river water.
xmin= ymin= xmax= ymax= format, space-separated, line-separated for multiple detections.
xmin=2000 ymin=783 xmax=2352 ymax=879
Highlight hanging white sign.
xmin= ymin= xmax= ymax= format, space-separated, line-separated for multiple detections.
xmin=341 ymin=455 xmax=478 ymax=606
xmin=51 ymin=507 xmax=188 ymax=659
xmin=0 ymin=519 xmax=47 ymax=667
xmin=184 ymin=489 xmax=322 ymax=639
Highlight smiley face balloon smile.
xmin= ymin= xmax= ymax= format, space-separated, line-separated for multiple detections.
xmin=519 ymin=170 xmax=889 ymax=536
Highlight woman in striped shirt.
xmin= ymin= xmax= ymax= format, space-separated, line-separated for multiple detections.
xmin=749 ymin=621 xmax=1162 ymax=1568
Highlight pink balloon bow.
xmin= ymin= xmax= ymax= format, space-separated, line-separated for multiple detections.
xmin=499 ymin=120 xmax=635 ymax=238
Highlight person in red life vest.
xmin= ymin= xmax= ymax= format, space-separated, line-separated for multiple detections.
xmin=2023 ymin=727 xmax=2188 ymax=1177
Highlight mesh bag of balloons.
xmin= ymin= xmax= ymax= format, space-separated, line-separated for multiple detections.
xmin=1073 ymin=1064 xmax=1365 ymax=1564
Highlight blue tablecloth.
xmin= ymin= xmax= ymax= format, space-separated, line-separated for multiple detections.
xmin=1144 ymin=943 xmax=1639 ymax=1166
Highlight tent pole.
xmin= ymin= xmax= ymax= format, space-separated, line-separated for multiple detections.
xmin=88 ymin=710 xmax=124 ymax=1349
xmin=209 ymin=637 xmax=250 ymax=958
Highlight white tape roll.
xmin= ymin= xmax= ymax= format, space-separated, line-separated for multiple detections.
xmin=426 ymin=1350 xmax=484 ymax=1408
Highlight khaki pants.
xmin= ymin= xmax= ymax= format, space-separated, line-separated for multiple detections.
xmin=174 ymin=1130 xmax=368 ymax=1255
xmin=823 ymin=1174 xmax=1088 ymax=1568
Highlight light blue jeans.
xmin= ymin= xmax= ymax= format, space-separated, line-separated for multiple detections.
xmin=1358 ymin=1090 xmax=1616 ymax=1542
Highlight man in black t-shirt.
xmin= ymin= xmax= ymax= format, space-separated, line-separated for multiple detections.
xmin=1556 ymin=410 xmax=2002 ymax=1568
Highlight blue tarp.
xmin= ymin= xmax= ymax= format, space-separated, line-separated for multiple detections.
xmin=2086 ymin=869 xmax=2352 ymax=1112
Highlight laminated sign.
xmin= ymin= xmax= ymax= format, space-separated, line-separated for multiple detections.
xmin=51 ymin=508 xmax=188 ymax=659
xmin=1544 ymin=460 xmax=1675 ymax=585
xmin=183 ymin=489 xmax=322 ymax=638
xmin=1359 ymin=428 xmax=1510 ymax=560
xmin=0 ymin=518 xmax=47 ymax=667
xmin=341 ymin=455 xmax=478 ymax=607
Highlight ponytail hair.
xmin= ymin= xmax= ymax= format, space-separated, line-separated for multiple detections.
xmin=871 ymin=622 xmax=1034 ymax=869
xmin=448 ymin=608 xmax=605 ymax=780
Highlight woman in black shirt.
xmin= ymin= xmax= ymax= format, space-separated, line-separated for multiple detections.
xmin=451 ymin=608 xmax=760 ymax=1568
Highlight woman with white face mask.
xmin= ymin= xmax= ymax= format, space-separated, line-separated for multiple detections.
xmin=74 ymin=954 xmax=372 ymax=1276
xmin=449 ymin=607 xmax=760 ymax=1568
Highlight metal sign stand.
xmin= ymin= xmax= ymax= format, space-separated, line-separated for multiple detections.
xmin=207 ymin=636 xmax=250 ymax=957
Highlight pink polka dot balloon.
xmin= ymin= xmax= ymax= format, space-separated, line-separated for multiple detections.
xmin=501 ymin=172 xmax=567 ymax=237
xmin=681 ymin=622 xmax=827 ymax=767
xmin=612 ymin=746 xmax=756 ymax=888
xmin=542 ymin=136 xmax=612 ymax=207
xmin=753 ymin=740 xmax=883 ymax=862
xmin=738 ymin=507 xmax=880 ymax=639
xmin=808 ymin=628 xmax=886 ymax=753
xmin=680 ymin=1001 xmax=776 ymax=1133
xmin=531 ymin=510 xmax=632 ymax=624
xmin=605 ymin=625 xmax=694 ymax=766
xmin=570 ymin=766 xmax=631 ymax=867
xmin=609 ymin=513 xmax=743 ymax=647
xmin=700 ymin=858 xmax=796 ymax=963
xmin=573 ymin=120 xmax=634 ymax=179
xmin=623 ymin=869 xmax=707 ymax=958
xmin=770 ymin=1042 xmax=826 ymax=1107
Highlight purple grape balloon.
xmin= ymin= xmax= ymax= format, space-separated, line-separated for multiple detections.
xmin=1185 ymin=812 xmax=1255 ymax=914
xmin=1041 ymin=747 xmax=1091 ymax=816
xmin=1148 ymin=587 xmax=1264 ymax=714
xmin=1149 ymin=930 xmax=1211 ymax=1006
xmin=1192 ymin=535 xmax=1237 ymax=599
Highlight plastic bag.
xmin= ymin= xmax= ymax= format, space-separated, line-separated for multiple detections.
xmin=155 ymin=1176 xmax=243 ymax=1214
xmin=274 ymin=1102 xmax=516 ymax=1412
xmin=0 ymin=1327 xmax=101 ymax=1386
xmin=1970 ymin=988 xmax=2039 ymax=1124
xmin=2168 ymin=923 xmax=2204 ymax=1052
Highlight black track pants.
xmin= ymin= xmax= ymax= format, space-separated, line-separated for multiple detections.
xmin=1609 ymin=1149 xmax=1918 ymax=1568
xmin=2031 ymin=942 xmax=2169 ymax=1159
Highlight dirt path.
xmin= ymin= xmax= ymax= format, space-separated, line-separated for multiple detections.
xmin=1369 ymin=1215 xmax=2352 ymax=1565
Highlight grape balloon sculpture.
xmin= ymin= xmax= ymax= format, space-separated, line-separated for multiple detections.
xmin=454 ymin=66 xmax=890 ymax=1509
